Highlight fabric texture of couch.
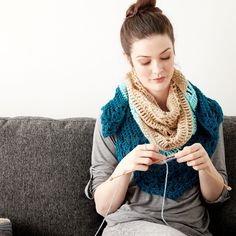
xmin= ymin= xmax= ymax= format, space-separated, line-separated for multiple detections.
xmin=0 ymin=116 xmax=235 ymax=236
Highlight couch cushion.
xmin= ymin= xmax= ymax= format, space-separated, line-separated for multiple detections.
xmin=0 ymin=117 xmax=102 ymax=236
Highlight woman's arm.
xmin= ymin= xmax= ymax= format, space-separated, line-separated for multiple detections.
xmin=94 ymin=167 xmax=132 ymax=216
xmin=175 ymin=123 xmax=229 ymax=202
xmin=94 ymin=143 xmax=166 ymax=216
xmin=198 ymin=164 xmax=225 ymax=202
xmin=87 ymin=117 xmax=166 ymax=217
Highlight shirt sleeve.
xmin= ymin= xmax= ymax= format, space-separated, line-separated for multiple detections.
xmin=84 ymin=115 xmax=118 ymax=200
xmin=204 ymin=122 xmax=230 ymax=204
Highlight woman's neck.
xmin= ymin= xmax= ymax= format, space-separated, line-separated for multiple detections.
xmin=152 ymin=87 xmax=170 ymax=112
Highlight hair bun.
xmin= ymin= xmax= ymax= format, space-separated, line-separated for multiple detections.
xmin=126 ymin=0 xmax=161 ymax=18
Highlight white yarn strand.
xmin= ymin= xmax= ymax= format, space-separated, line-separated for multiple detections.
xmin=161 ymin=161 xmax=169 ymax=226
xmin=95 ymin=160 xmax=170 ymax=235
xmin=94 ymin=178 xmax=121 ymax=236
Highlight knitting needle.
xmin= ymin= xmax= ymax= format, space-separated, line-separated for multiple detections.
xmin=109 ymin=155 xmax=175 ymax=181
xmin=109 ymin=170 xmax=133 ymax=181
xmin=109 ymin=156 xmax=232 ymax=191
xmin=153 ymin=155 xmax=176 ymax=164
xmin=164 ymin=155 xmax=232 ymax=191
xmin=158 ymin=156 xmax=232 ymax=191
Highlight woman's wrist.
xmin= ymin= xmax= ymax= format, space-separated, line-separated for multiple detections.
xmin=109 ymin=162 xmax=132 ymax=181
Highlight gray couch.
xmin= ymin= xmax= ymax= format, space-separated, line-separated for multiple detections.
xmin=0 ymin=116 xmax=235 ymax=236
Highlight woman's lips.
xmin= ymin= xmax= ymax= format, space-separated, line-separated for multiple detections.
xmin=152 ymin=77 xmax=165 ymax=83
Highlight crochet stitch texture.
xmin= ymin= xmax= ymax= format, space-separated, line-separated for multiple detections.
xmin=126 ymin=70 xmax=195 ymax=150
xmin=101 ymin=73 xmax=223 ymax=199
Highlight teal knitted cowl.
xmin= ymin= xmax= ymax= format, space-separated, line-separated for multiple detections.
xmin=101 ymin=82 xmax=223 ymax=200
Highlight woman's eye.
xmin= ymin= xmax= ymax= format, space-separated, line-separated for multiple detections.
xmin=141 ymin=61 xmax=150 ymax=65
xmin=161 ymin=57 xmax=170 ymax=60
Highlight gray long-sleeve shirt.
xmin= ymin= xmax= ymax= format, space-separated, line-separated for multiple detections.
xmin=85 ymin=116 xmax=230 ymax=236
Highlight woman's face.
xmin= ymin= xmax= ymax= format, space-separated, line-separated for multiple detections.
xmin=129 ymin=34 xmax=175 ymax=97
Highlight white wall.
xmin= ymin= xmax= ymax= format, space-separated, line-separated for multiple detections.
xmin=0 ymin=0 xmax=235 ymax=119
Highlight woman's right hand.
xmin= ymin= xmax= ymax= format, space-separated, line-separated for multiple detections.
xmin=115 ymin=143 xmax=167 ymax=175
xmin=95 ymin=143 xmax=167 ymax=216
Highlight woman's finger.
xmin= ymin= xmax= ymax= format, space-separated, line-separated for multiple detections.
xmin=175 ymin=143 xmax=202 ymax=159
xmin=177 ymin=149 xmax=204 ymax=163
xmin=187 ymin=156 xmax=205 ymax=167
xmin=135 ymin=164 xmax=150 ymax=172
xmin=139 ymin=143 xmax=159 ymax=152
xmin=137 ymin=157 xmax=153 ymax=166
xmin=192 ymin=163 xmax=209 ymax=171
xmin=138 ymin=150 xmax=167 ymax=161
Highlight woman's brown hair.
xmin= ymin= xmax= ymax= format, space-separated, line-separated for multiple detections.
xmin=120 ymin=0 xmax=175 ymax=56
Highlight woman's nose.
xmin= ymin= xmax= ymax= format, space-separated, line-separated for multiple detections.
xmin=152 ymin=62 xmax=164 ymax=77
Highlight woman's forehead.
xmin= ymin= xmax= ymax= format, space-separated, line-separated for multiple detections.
xmin=131 ymin=34 xmax=173 ymax=57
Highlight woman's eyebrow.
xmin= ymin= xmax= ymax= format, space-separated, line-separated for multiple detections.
xmin=136 ymin=47 xmax=171 ymax=58
xmin=160 ymin=47 xmax=171 ymax=55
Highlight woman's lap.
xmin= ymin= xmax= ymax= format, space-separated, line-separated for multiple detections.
xmin=102 ymin=220 xmax=187 ymax=236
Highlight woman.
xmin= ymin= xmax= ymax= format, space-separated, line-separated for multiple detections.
xmin=85 ymin=0 xmax=229 ymax=235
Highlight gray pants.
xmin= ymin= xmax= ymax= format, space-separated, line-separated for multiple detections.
xmin=102 ymin=220 xmax=187 ymax=236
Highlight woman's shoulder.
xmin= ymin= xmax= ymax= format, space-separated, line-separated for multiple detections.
xmin=188 ymin=81 xmax=224 ymax=135
xmin=95 ymin=114 xmax=117 ymax=145
xmin=100 ymin=84 xmax=129 ymax=138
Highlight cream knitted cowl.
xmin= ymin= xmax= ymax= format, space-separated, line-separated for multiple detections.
xmin=125 ymin=69 xmax=193 ymax=150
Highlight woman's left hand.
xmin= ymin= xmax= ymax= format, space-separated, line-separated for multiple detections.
xmin=175 ymin=143 xmax=213 ymax=171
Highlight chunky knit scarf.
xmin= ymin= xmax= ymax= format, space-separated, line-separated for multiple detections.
xmin=126 ymin=69 xmax=195 ymax=150
xmin=101 ymin=69 xmax=223 ymax=199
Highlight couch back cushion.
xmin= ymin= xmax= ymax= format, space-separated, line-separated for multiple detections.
xmin=0 ymin=117 xmax=102 ymax=236
xmin=0 ymin=116 xmax=236 ymax=236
